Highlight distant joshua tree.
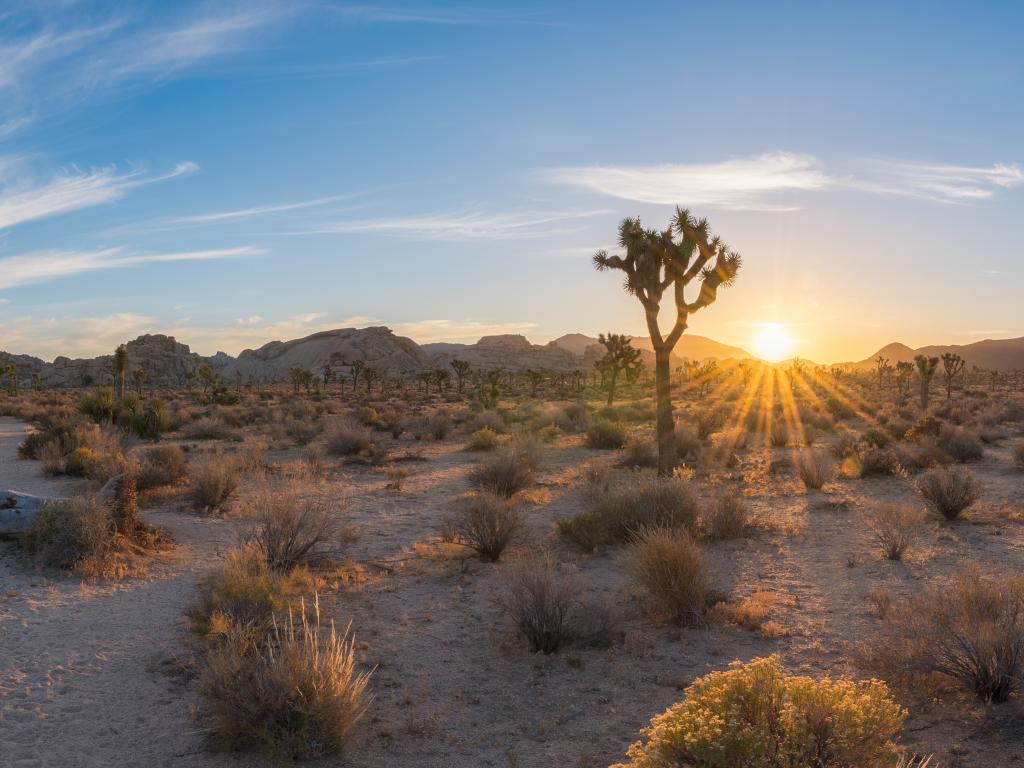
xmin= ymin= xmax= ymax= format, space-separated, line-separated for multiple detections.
xmin=940 ymin=352 xmax=966 ymax=400
xmin=132 ymin=368 xmax=147 ymax=395
xmin=915 ymin=354 xmax=939 ymax=409
xmin=362 ymin=366 xmax=379 ymax=394
xmin=595 ymin=333 xmax=642 ymax=405
xmin=524 ymin=369 xmax=544 ymax=398
xmin=874 ymin=355 xmax=889 ymax=390
xmin=348 ymin=360 xmax=366 ymax=393
xmin=450 ymin=359 xmax=471 ymax=394
xmin=113 ymin=344 xmax=128 ymax=400
xmin=594 ymin=209 xmax=741 ymax=474
xmin=894 ymin=361 xmax=914 ymax=396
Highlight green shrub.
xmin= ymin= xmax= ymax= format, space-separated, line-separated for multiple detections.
xmin=466 ymin=427 xmax=499 ymax=451
xmin=613 ymin=655 xmax=905 ymax=768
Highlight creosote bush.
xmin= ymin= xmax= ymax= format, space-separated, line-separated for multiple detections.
xmin=857 ymin=447 xmax=901 ymax=478
xmin=861 ymin=503 xmax=925 ymax=561
xmin=629 ymin=527 xmax=708 ymax=624
xmin=246 ymin=483 xmax=345 ymax=571
xmin=916 ymin=466 xmax=981 ymax=520
xmin=702 ymin=490 xmax=749 ymax=540
xmin=938 ymin=426 xmax=983 ymax=463
xmin=137 ymin=444 xmax=187 ymax=490
xmin=586 ymin=419 xmax=627 ymax=449
xmin=325 ymin=419 xmax=374 ymax=457
xmin=559 ymin=474 xmax=698 ymax=552
xmin=796 ymin=449 xmax=834 ymax=490
xmin=199 ymin=597 xmax=372 ymax=760
xmin=443 ymin=492 xmax=521 ymax=561
xmin=612 ymin=655 xmax=905 ymax=768
xmin=468 ymin=438 xmax=539 ymax=497
xmin=466 ymin=427 xmax=499 ymax=452
xmin=191 ymin=453 xmax=241 ymax=513
xmin=20 ymin=496 xmax=118 ymax=576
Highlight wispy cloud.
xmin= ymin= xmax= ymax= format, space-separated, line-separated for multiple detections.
xmin=0 ymin=245 xmax=260 ymax=290
xmin=0 ymin=160 xmax=198 ymax=231
xmin=544 ymin=152 xmax=1023 ymax=209
xmin=284 ymin=207 xmax=612 ymax=240
xmin=543 ymin=152 xmax=829 ymax=211
xmin=179 ymin=193 xmax=358 ymax=223
xmin=328 ymin=5 xmax=548 ymax=25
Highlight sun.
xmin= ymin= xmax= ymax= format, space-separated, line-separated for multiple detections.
xmin=753 ymin=323 xmax=795 ymax=362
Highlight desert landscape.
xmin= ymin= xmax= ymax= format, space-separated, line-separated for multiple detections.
xmin=2 ymin=3 xmax=1023 ymax=767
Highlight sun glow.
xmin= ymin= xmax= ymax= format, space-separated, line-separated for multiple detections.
xmin=753 ymin=323 xmax=795 ymax=362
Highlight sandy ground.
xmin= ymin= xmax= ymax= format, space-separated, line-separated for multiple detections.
xmin=2 ymin=411 xmax=1024 ymax=767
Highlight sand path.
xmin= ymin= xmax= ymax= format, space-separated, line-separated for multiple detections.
xmin=0 ymin=418 xmax=236 ymax=768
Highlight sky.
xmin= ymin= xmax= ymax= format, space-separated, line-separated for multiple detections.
xmin=0 ymin=0 xmax=1021 ymax=364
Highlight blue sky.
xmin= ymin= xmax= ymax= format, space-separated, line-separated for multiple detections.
xmin=1 ymin=1 xmax=1021 ymax=363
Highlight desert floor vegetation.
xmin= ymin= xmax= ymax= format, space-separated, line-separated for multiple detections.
xmin=2 ymin=368 xmax=1024 ymax=767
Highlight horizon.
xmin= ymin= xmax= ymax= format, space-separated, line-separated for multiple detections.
xmin=1 ymin=2 xmax=1022 ymax=363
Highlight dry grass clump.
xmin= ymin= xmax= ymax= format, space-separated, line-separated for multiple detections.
xmin=612 ymin=655 xmax=905 ymax=768
xmin=20 ymin=496 xmax=118 ymax=576
xmin=501 ymin=558 xmax=614 ymax=653
xmin=325 ymin=419 xmax=374 ymax=457
xmin=628 ymin=527 xmax=708 ymax=624
xmin=861 ymin=503 xmax=926 ymax=560
xmin=465 ymin=427 xmax=499 ymax=452
xmin=191 ymin=453 xmax=241 ymax=513
xmin=137 ymin=444 xmax=188 ymax=490
xmin=466 ymin=409 xmax=508 ymax=435
xmin=857 ymin=447 xmax=901 ymax=477
xmin=468 ymin=438 xmax=539 ymax=497
xmin=916 ymin=466 xmax=981 ymax=520
xmin=899 ymin=569 xmax=1024 ymax=703
xmin=769 ymin=419 xmax=789 ymax=447
xmin=559 ymin=474 xmax=698 ymax=552
xmin=620 ymin=439 xmax=658 ymax=469
xmin=796 ymin=449 xmax=835 ymax=490
xmin=199 ymin=597 xmax=371 ymax=760
xmin=701 ymin=490 xmax=749 ymax=540
xmin=442 ymin=491 xmax=521 ymax=561
xmin=938 ymin=425 xmax=983 ymax=463
xmin=183 ymin=417 xmax=241 ymax=441
xmin=586 ymin=419 xmax=627 ymax=449
xmin=245 ymin=483 xmax=346 ymax=571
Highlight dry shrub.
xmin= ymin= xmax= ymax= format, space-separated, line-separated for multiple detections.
xmin=137 ymin=444 xmax=187 ymax=490
xmin=183 ymin=417 xmax=240 ymax=441
xmin=325 ymin=419 xmax=374 ymax=457
xmin=378 ymin=408 xmax=406 ymax=439
xmin=200 ymin=597 xmax=371 ymax=760
xmin=468 ymin=438 xmax=539 ymax=497
xmin=192 ymin=546 xmax=297 ymax=633
xmin=586 ymin=419 xmax=627 ymax=449
xmin=443 ymin=492 xmax=521 ymax=561
xmin=857 ymin=447 xmax=901 ymax=477
xmin=861 ymin=503 xmax=925 ymax=560
xmin=466 ymin=427 xmax=499 ymax=452
xmin=620 ymin=439 xmax=658 ymax=469
xmin=502 ymin=558 xmax=578 ymax=654
xmin=612 ymin=655 xmax=905 ymax=768
xmin=354 ymin=406 xmax=379 ymax=426
xmin=901 ymin=569 xmax=1024 ymax=703
xmin=39 ymin=439 xmax=66 ymax=475
xmin=938 ymin=425 xmax=983 ymax=463
xmin=674 ymin=424 xmax=702 ymax=463
xmin=246 ymin=483 xmax=345 ymax=571
xmin=628 ymin=527 xmax=708 ymax=623
xmin=916 ymin=466 xmax=981 ymax=520
xmin=560 ymin=474 xmax=698 ymax=552
xmin=467 ymin=409 xmax=508 ymax=435
xmin=796 ymin=449 xmax=835 ymax=490
xmin=769 ymin=419 xmax=789 ymax=447
xmin=191 ymin=453 xmax=241 ymax=513
xmin=284 ymin=418 xmax=320 ymax=446
xmin=702 ymin=490 xmax=749 ymax=540
xmin=708 ymin=591 xmax=777 ymax=633
xmin=383 ymin=466 xmax=410 ymax=491
xmin=20 ymin=496 xmax=118 ymax=576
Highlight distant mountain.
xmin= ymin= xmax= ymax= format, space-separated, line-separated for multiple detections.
xmin=549 ymin=333 xmax=753 ymax=363
xmin=853 ymin=336 xmax=1024 ymax=371
xmin=424 ymin=334 xmax=586 ymax=373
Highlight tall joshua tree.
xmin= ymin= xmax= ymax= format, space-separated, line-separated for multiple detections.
xmin=450 ymin=359 xmax=471 ymax=394
xmin=595 ymin=209 xmax=742 ymax=474
xmin=113 ymin=344 xmax=128 ymax=401
xmin=940 ymin=352 xmax=965 ymax=401
xmin=874 ymin=356 xmax=889 ymax=390
xmin=596 ymin=333 xmax=642 ymax=406
xmin=915 ymin=354 xmax=939 ymax=410
xmin=894 ymin=361 xmax=913 ymax=396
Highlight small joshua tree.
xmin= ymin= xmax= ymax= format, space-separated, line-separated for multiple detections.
xmin=525 ymin=369 xmax=544 ymax=398
xmin=875 ymin=355 xmax=889 ymax=390
xmin=450 ymin=358 xmax=471 ymax=394
xmin=596 ymin=333 xmax=642 ymax=406
xmin=113 ymin=344 xmax=128 ymax=400
xmin=894 ymin=361 xmax=913 ymax=396
xmin=595 ymin=209 xmax=741 ymax=474
xmin=941 ymin=352 xmax=966 ymax=400
xmin=915 ymin=354 xmax=939 ymax=410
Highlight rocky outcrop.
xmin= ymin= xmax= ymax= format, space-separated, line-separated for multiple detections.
xmin=221 ymin=327 xmax=433 ymax=381
xmin=40 ymin=334 xmax=208 ymax=388
xmin=424 ymin=335 xmax=586 ymax=373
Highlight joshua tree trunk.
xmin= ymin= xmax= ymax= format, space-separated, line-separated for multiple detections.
xmin=606 ymin=369 xmax=619 ymax=406
xmin=653 ymin=346 xmax=675 ymax=475
xmin=920 ymin=378 xmax=930 ymax=410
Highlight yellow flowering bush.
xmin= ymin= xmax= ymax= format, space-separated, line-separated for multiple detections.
xmin=613 ymin=656 xmax=905 ymax=768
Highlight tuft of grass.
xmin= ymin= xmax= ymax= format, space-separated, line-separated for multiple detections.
xmin=325 ymin=419 xmax=374 ymax=457
xmin=465 ymin=427 xmax=499 ymax=452
xmin=796 ymin=449 xmax=835 ymax=490
xmin=468 ymin=438 xmax=539 ymax=497
xmin=916 ymin=466 xmax=981 ymax=520
xmin=199 ymin=596 xmax=372 ymax=760
xmin=191 ymin=453 xmax=241 ymax=513
xmin=701 ymin=490 xmax=749 ymax=540
xmin=861 ymin=503 xmax=925 ymax=560
xmin=628 ymin=527 xmax=708 ymax=624
xmin=182 ymin=417 xmax=241 ymax=441
xmin=443 ymin=492 xmax=521 ymax=561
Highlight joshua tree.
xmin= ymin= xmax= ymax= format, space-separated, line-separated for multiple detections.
xmin=595 ymin=333 xmax=642 ymax=405
xmin=132 ymin=368 xmax=148 ymax=395
xmin=940 ymin=352 xmax=966 ymax=400
xmin=694 ymin=360 xmax=719 ymax=398
xmin=431 ymin=367 xmax=451 ymax=393
xmin=113 ymin=344 xmax=128 ymax=400
xmin=450 ymin=359 xmax=471 ymax=394
xmin=348 ymin=360 xmax=366 ymax=393
xmin=594 ymin=209 xmax=741 ymax=474
xmin=362 ymin=366 xmax=379 ymax=394
xmin=1 ymin=362 xmax=16 ymax=394
xmin=288 ymin=366 xmax=307 ymax=393
xmin=874 ymin=355 xmax=889 ymax=390
xmin=894 ymin=361 xmax=913 ymax=396
xmin=524 ymin=369 xmax=545 ymax=398
xmin=196 ymin=364 xmax=217 ymax=396
xmin=915 ymin=354 xmax=939 ymax=410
